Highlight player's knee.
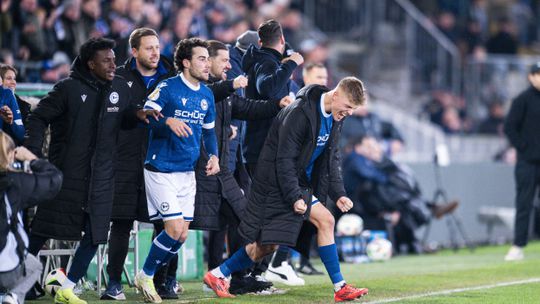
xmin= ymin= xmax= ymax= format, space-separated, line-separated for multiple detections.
xmin=165 ymin=224 xmax=184 ymax=240
xmin=318 ymin=213 xmax=335 ymax=233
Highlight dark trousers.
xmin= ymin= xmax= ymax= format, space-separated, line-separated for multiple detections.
xmin=207 ymin=199 xmax=246 ymax=277
xmin=513 ymin=160 xmax=540 ymax=247
xmin=28 ymin=217 xmax=98 ymax=284
xmin=295 ymin=221 xmax=317 ymax=262
xmin=246 ymin=163 xmax=271 ymax=274
xmin=106 ymin=219 xmax=134 ymax=283
xmin=153 ymin=222 xmax=178 ymax=285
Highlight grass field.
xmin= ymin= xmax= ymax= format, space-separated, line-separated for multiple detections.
xmin=29 ymin=241 xmax=540 ymax=303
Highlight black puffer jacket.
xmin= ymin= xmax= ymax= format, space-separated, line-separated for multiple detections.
xmin=24 ymin=57 xmax=135 ymax=244
xmin=112 ymin=57 xmax=175 ymax=221
xmin=190 ymin=77 xmax=282 ymax=231
xmin=238 ymin=85 xmax=346 ymax=246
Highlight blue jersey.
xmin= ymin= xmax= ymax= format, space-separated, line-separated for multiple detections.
xmin=0 ymin=88 xmax=25 ymax=143
xmin=306 ymin=93 xmax=333 ymax=180
xmin=144 ymin=73 xmax=216 ymax=172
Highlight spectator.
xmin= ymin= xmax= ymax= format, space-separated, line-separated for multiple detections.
xmin=13 ymin=0 xmax=50 ymax=60
xmin=0 ymin=64 xmax=31 ymax=134
xmin=0 ymin=132 xmax=62 ymax=304
xmin=476 ymin=101 xmax=505 ymax=135
xmin=0 ymin=0 xmax=12 ymax=49
xmin=486 ymin=17 xmax=518 ymax=55
xmin=342 ymin=136 xmax=458 ymax=254
xmin=81 ymin=0 xmax=108 ymax=38
xmin=341 ymin=101 xmax=404 ymax=157
xmin=0 ymin=70 xmax=25 ymax=145
xmin=40 ymin=52 xmax=72 ymax=84
xmin=54 ymin=0 xmax=89 ymax=60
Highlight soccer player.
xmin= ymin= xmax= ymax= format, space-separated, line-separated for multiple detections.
xmin=204 ymin=77 xmax=370 ymax=302
xmin=134 ymin=38 xmax=219 ymax=303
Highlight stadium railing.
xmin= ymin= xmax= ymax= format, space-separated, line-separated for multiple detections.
xmin=464 ymin=54 xmax=540 ymax=120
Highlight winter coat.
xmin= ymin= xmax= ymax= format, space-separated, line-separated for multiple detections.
xmin=504 ymin=86 xmax=540 ymax=162
xmin=241 ymin=45 xmax=298 ymax=164
xmin=191 ymin=77 xmax=282 ymax=231
xmin=238 ymin=85 xmax=346 ymax=246
xmin=112 ymin=57 xmax=175 ymax=221
xmin=0 ymin=160 xmax=62 ymax=272
xmin=24 ymin=57 xmax=136 ymax=244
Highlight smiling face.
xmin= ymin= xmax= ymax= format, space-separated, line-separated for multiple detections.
xmin=184 ymin=46 xmax=210 ymax=82
xmin=133 ymin=35 xmax=160 ymax=71
xmin=2 ymin=70 xmax=16 ymax=91
xmin=209 ymin=49 xmax=231 ymax=81
xmin=88 ymin=49 xmax=116 ymax=81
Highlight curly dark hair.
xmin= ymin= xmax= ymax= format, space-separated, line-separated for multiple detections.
xmin=174 ymin=38 xmax=209 ymax=72
xmin=79 ymin=37 xmax=116 ymax=68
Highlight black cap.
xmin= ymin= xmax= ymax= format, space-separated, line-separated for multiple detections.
xmin=530 ymin=62 xmax=540 ymax=75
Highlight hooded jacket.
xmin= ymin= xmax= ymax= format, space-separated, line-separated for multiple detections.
xmin=24 ymin=57 xmax=136 ymax=244
xmin=238 ymin=85 xmax=347 ymax=246
xmin=241 ymin=45 xmax=298 ymax=164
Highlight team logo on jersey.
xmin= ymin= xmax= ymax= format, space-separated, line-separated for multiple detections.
xmin=181 ymin=98 xmax=187 ymax=106
xmin=148 ymin=88 xmax=160 ymax=101
xmin=127 ymin=81 xmax=133 ymax=88
xmin=109 ymin=92 xmax=119 ymax=104
xmin=81 ymin=94 xmax=87 ymax=102
xmin=161 ymin=202 xmax=170 ymax=212
xmin=201 ymin=99 xmax=208 ymax=111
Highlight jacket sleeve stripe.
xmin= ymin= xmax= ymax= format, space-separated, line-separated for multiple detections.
xmin=144 ymin=101 xmax=162 ymax=111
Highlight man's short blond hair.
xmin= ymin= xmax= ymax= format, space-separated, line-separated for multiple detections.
xmin=337 ymin=77 xmax=366 ymax=106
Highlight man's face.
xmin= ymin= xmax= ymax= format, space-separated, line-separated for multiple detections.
xmin=529 ymin=73 xmax=540 ymax=90
xmin=2 ymin=70 xmax=17 ymax=91
xmin=331 ymin=88 xmax=359 ymax=121
xmin=184 ymin=46 xmax=210 ymax=82
xmin=209 ymin=49 xmax=231 ymax=81
xmin=89 ymin=49 xmax=116 ymax=81
xmin=304 ymin=66 xmax=328 ymax=86
xmin=133 ymin=35 xmax=160 ymax=71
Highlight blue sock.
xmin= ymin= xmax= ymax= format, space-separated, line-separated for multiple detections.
xmin=219 ymin=247 xmax=254 ymax=277
xmin=319 ymin=243 xmax=344 ymax=284
xmin=161 ymin=241 xmax=184 ymax=266
xmin=143 ymin=231 xmax=178 ymax=276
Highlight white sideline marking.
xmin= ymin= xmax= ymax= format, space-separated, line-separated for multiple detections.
xmin=365 ymin=277 xmax=540 ymax=303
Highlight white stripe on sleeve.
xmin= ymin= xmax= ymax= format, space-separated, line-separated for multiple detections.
xmin=144 ymin=101 xmax=162 ymax=111
xmin=202 ymin=121 xmax=215 ymax=129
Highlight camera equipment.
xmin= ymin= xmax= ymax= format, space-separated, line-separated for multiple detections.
xmin=421 ymin=144 xmax=474 ymax=252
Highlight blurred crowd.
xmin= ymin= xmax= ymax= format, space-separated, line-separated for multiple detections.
xmin=0 ymin=0 xmax=330 ymax=86
xmin=414 ymin=0 xmax=539 ymax=137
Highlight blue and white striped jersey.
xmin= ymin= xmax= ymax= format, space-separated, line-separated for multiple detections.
xmin=144 ymin=73 xmax=216 ymax=172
